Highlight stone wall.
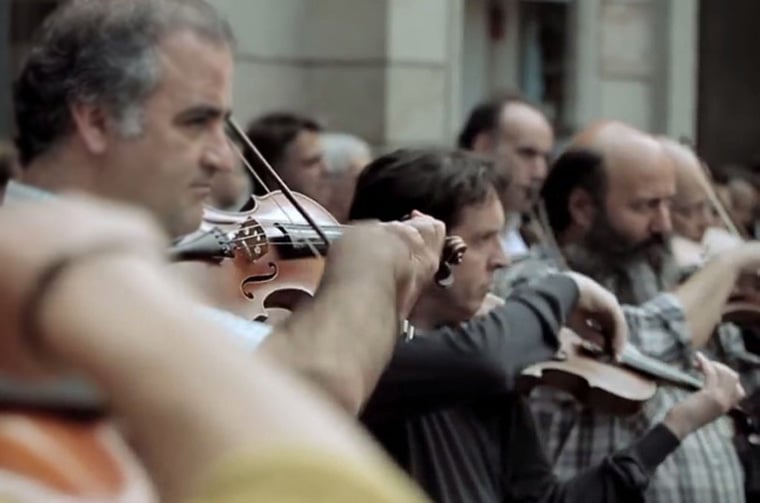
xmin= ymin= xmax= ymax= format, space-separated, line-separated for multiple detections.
xmin=212 ymin=0 xmax=463 ymax=150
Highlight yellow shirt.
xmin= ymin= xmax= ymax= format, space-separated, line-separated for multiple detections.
xmin=191 ymin=448 xmax=431 ymax=503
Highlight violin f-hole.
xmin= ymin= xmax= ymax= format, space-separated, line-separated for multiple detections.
xmin=240 ymin=262 xmax=279 ymax=300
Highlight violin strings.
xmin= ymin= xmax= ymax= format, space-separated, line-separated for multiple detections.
xmin=226 ymin=130 xmax=324 ymax=253
xmin=225 ymin=117 xmax=328 ymax=259
xmin=226 ymin=231 xmax=343 ymax=247
xmin=228 ymin=117 xmax=320 ymax=256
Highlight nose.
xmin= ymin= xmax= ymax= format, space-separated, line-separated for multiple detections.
xmin=696 ymin=206 xmax=712 ymax=231
xmin=650 ymin=203 xmax=672 ymax=234
xmin=491 ymin=243 xmax=511 ymax=270
xmin=202 ymin=129 xmax=237 ymax=174
xmin=532 ymin=156 xmax=548 ymax=186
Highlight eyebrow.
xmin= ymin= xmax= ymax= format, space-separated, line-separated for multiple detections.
xmin=175 ymin=105 xmax=231 ymax=123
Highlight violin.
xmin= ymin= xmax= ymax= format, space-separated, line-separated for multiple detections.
xmin=512 ymin=202 xmax=730 ymax=415
xmin=518 ymin=329 xmax=705 ymax=415
xmin=169 ymin=117 xmax=467 ymax=324
xmin=0 ymin=116 xmax=468 ymax=500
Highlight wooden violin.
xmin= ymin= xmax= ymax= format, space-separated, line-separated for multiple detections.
xmin=0 ymin=116 xmax=468 ymax=501
xmin=169 ymin=117 xmax=467 ymax=323
xmin=518 ymin=329 xmax=706 ymax=415
xmin=512 ymin=202 xmax=712 ymax=415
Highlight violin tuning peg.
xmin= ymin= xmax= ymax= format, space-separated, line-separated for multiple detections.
xmin=434 ymin=263 xmax=454 ymax=288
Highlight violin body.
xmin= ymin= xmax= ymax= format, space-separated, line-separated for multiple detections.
xmin=173 ymin=191 xmax=339 ymax=323
xmin=518 ymin=329 xmax=657 ymax=415
xmin=0 ymin=410 xmax=154 ymax=502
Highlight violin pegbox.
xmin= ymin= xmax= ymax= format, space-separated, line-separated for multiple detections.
xmin=232 ymin=218 xmax=268 ymax=262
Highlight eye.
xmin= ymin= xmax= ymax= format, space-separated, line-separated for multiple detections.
xmin=184 ymin=115 xmax=211 ymax=127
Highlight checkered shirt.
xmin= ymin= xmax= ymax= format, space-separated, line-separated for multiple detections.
xmin=492 ymin=248 xmax=760 ymax=503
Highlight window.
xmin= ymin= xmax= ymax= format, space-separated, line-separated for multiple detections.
xmin=518 ymin=0 xmax=572 ymax=135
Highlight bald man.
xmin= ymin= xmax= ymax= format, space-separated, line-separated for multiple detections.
xmin=493 ymin=121 xmax=760 ymax=503
xmin=459 ymin=95 xmax=554 ymax=256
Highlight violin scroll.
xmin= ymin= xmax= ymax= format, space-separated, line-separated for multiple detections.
xmin=435 ymin=235 xmax=467 ymax=288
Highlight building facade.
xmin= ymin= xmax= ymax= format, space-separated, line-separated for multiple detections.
xmin=1 ymin=0 xmax=758 ymax=170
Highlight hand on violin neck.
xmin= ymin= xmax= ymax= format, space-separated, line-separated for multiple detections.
xmin=384 ymin=211 xmax=447 ymax=318
xmin=561 ymin=272 xmax=628 ymax=360
xmin=663 ymin=352 xmax=745 ymax=440
xmin=323 ymin=211 xmax=445 ymax=316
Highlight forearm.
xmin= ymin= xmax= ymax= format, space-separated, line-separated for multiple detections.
xmin=674 ymin=254 xmax=739 ymax=348
xmin=543 ymin=424 xmax=680 ymax=502
xmin=509 ymin=395 xmax=679 ymax=503
xmin=39 ymin=257 xmax=391 ymax=501
xmin=260 ymin=270 xmax=399 ymax=415
xmin=364 ymin=275 xmax=576 ymax=422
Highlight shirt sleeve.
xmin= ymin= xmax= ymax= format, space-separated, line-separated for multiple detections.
xmin=712 ymin=322 xmax=760 ymax=394
xmin=622 ymin=293 xmax=693 ymax=364
xmin=505 ymin=394 xmax=681 ymax=503
xmin=197 ymin=306 xmax=272 ymax=351
xmin=190 ymin=448 xmax=431 ymax=503
xmin=361 ymin=274 xmax=579 ymax=424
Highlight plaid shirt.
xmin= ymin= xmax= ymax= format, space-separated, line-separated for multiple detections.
xmin=493 ymin=248 xmax=760 ymax=503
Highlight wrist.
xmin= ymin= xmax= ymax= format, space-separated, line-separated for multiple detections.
xmin=663 ymin=404 xmax=694 ymax=440
xmin=663 ymin=394 xmax=721 ymax=440
xmin=722 ymin=249 xmax=750 ymax=278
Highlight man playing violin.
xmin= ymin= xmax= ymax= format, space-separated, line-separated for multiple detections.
xmin=458 ymin=93 xmax=554 ymax=257
xmin=496 ymin=121 xmax=760 ymax=503
xmin=8 ymin=0 xmax=452 ymax=413
xmin=349 ymin=147 xmax=744 ymax=503
xmin=2 ymin=0 xmax=450 ymax=499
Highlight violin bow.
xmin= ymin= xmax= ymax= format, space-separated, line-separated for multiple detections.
xmin=695 ymin=157 xmax=748 ymax=240
xmin=225 ymin=117 xmax=331 ymax=249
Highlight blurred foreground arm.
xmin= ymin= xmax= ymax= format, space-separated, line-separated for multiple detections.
xmin=0 ymin=197 xmax=429 ymax=502
xmin=260 ymin=211 xmax=445 ymax=413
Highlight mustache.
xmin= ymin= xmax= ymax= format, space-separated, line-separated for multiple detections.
xmin=639 ymin=233 xmax=668 ymax=250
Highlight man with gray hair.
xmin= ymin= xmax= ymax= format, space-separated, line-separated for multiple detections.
xmin=10 ymin=0 xmax=444 ymax=407
xmin=321 ymin=131 xmax=371 ymax=222
xmin=3 ymin=1 xmax=450 ymax=499
xmin=13 ymin=0 xmax=239 ymax=237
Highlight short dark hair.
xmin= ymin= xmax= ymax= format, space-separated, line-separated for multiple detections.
xmin=541 ymin=148 xmax=607 ymax=234
xmin=245 ymin=112 xmax=322 ymax=169
xmin=0 ymin=142 xmax=18 ymax=186
xmin=349 ymin=148 xmax=505 ymax=228
xmin=14 ymin=0 xmax=235 ymax=166
xmin=457 ymin=91 xmax=530 ymax=150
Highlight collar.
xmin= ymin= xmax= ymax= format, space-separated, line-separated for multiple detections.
xmin=4 ymin=180 xmax=56 ymax=204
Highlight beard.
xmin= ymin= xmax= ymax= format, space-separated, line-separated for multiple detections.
xmin=587 ymin=213 xmax=670 ymax=266
xmin=564 ymin=211 xmax=681 ymax=304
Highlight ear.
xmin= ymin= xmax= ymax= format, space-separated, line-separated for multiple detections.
xmin=471 ymin=131 xmax=494 ymax=154
xmin=568 ymin=187 xmax=596 ymax=231
xmin=70 ymin=102 xmax=110 ymax=155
